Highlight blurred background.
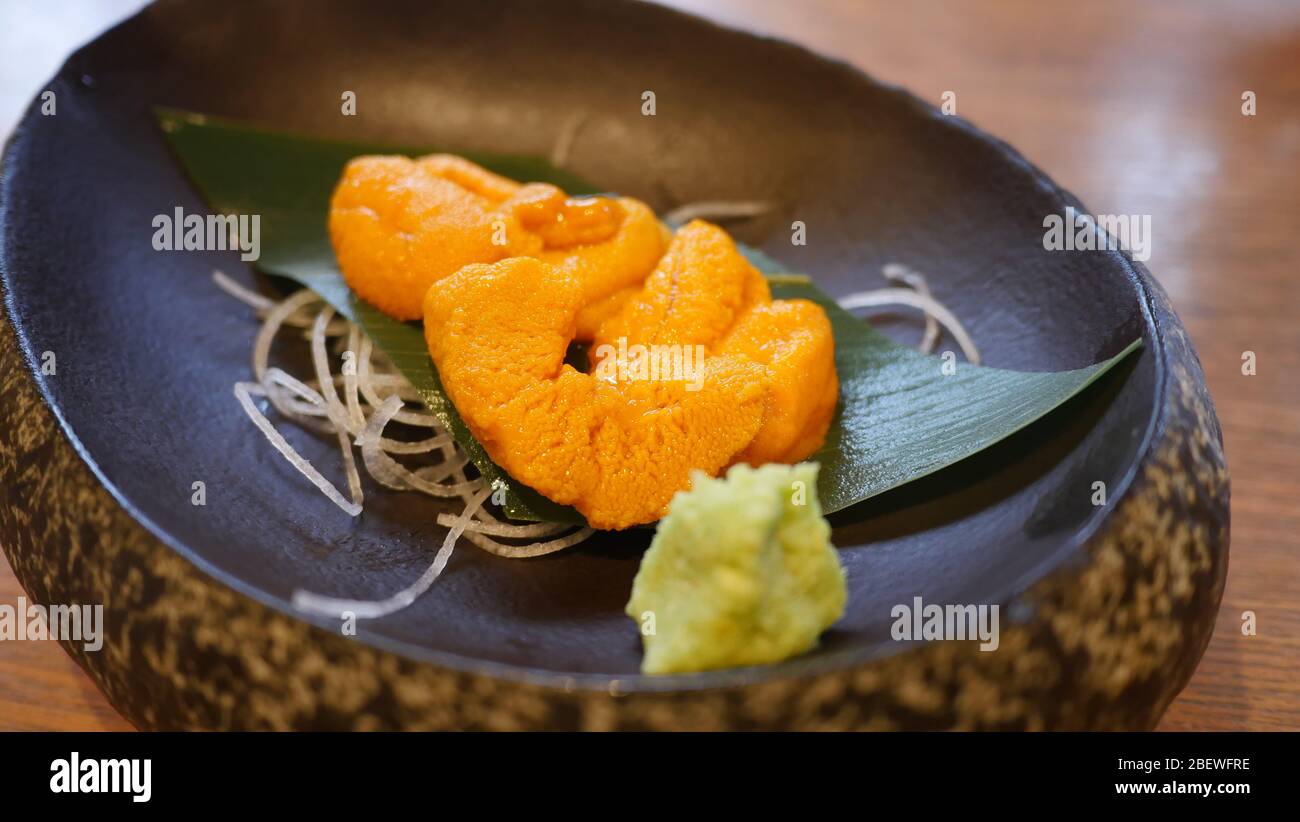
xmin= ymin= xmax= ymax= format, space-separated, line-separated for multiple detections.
xmin=1 ymin=0 xmax=1297 ymax=730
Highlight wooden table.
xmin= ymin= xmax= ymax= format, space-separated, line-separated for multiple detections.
xmin=1 ymin=0 xmax=1297 ymax=731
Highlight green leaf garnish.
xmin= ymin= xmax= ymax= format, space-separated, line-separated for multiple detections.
xmin=157 ymin=108 xmax=1140 ymax=524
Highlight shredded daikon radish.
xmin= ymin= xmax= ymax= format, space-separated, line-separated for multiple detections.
xmin=882 ymin=263 xmax=941 ymax=354
xmin=411 ymin=455 xmax=472 ymax=483
xmin=293 ymin=486 xmax=492 ymax=619
xmin=369 ymin=433 xmax=453 ymax=455
xmin=839 ymin=268 xmax=982 ymax=365
xmin=253 ymin=289 xmax=321 ymax=382
xmin=456 ymin=508 xmax=569 ymax=538
xmin=310 ymin=307 xmax=354 ymax=433
xmin=213 ymin=269 xmax=275 ymax=311
xmin=217 ymin=271 xmax=594 ymax=599
xmin=459 ymin=526 xmax=596 ymax=558
xmin=258 ymin=367 xmax=334 ymax=433
xmin=356 ymin=336 xmax=442 ymax=428
xmin=233 ymin=381 xmax=362 ymax=517
xmin=663 ymin=200 xmax=771 ymax=225
xmin=343 ymin=323 xmax=366 ymax=432
xmin=358 ymin=397 xmax=480 ymax=497
xmin=230 ymin=275 xmax=346 ymax=338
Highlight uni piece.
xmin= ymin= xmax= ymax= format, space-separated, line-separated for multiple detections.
xmin=329 ymin=154 xmax=667 ymax=330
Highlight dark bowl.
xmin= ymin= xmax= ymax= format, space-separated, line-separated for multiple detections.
xmin=0 ymin=0 xmax=1228 ymax=729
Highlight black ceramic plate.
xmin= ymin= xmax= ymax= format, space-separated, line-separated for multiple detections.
xmin=0 ymin=0 xmax=1228 ymax=730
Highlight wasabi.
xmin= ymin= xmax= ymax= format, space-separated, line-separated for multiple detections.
xmin=626 ymin=462 xmax=847 ymax=674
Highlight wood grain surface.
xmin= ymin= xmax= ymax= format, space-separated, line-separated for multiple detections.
xmin=1 ymin=0 xmax=1297 ymax=731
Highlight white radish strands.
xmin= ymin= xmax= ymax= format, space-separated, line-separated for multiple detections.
xmin=216 ymin=271 xmax=594 ymax=623
xmin=293 ymin=486 xmax=493 ymax=620
xmin=839 ymin=267 xmax=982 ymax=365
xmin=662 ymin=200 xmax=772 ymax=225
xmin=882 ymin=263 xmax=941 ymax=354
xmin=233 ymin=381 xmax=363 ymax=517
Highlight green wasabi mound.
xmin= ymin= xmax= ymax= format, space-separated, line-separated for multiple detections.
xmin=626 ymin=462 xmax=847 ymax=675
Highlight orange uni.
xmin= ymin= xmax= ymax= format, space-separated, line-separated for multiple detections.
xmin=329 ymin=155 xmax=666 ymax=328
xmin=424 ymin=256 xmax=769 ymax=530
xmin=593 ymin=221 xmax=838 ymax=467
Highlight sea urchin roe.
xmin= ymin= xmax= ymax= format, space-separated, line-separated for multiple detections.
xmin=328 ymin=155 xmax=666 ymax=328
xmin=717 ymin=300 xmax=839 ymax=465
xmin=512 ymin=184 xmax=624 ymax=247
xmin=593 ymin=219 xmax=771 ymax=351
xmin=423 ymin=256 xmax=770 ymax=530
xmin=626 ymin=462 xmax=846 ymax=674
xmin=593 ymin=220 xmax=838 ymax=465
xmin=537 ymin=195 xmax=670 ymax=340
xmin=328 ymin=154 xmax=540 ymax=320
